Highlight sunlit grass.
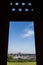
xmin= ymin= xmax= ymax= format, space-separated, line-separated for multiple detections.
xmin=7 ymin=62 xmax=36 ymax=65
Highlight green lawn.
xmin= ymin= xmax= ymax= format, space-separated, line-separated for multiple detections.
xmin=7 ymin=62 xmax=36 ymax=65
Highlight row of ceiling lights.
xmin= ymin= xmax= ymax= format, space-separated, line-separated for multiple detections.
xmin=11 ymin=8 xmax=33 ymax=12
xmin=10 ymin=2 xmax=32 ymax=6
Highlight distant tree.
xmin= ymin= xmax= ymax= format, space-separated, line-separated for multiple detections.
xmin=8 ymin=55 xmax=13 ymax=59
xmin=7 ymin=55 xmax=14 ymax=62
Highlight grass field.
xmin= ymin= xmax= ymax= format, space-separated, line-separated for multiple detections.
xmin=7 ymin=62 xmax=36 ymax=65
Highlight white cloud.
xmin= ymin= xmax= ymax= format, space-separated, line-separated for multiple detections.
xmin=20 ymin=22 xmax=34 ymax=38
xmin=21 ymin=30 xmax=34 ymax=38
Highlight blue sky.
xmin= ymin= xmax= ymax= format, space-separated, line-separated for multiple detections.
xmin=8 ymin=21 xmax=36 ymax=54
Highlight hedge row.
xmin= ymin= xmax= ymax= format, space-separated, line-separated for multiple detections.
xmin=7 ymin=58 xmax=36 ymax=62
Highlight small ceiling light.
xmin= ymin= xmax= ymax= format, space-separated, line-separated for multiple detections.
xmin=12 ymin=8 xmax=16 ymax=12
xmin=10 ymin=2 xmax=13 ymax=5
xmin=31 ymin=9 xmax=33 ymax=11
xmin=22 ymin=2 xmax=25 ymax=6
xmin=28 ymin=3 xmax=32 ymax=6
xmin=15 ymin=2 xmax=19 ymax=6
xmin=25 ymin=8 xmax=29 ymax=12
xmin=18 ymin=8 xmax=22 ymax=12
